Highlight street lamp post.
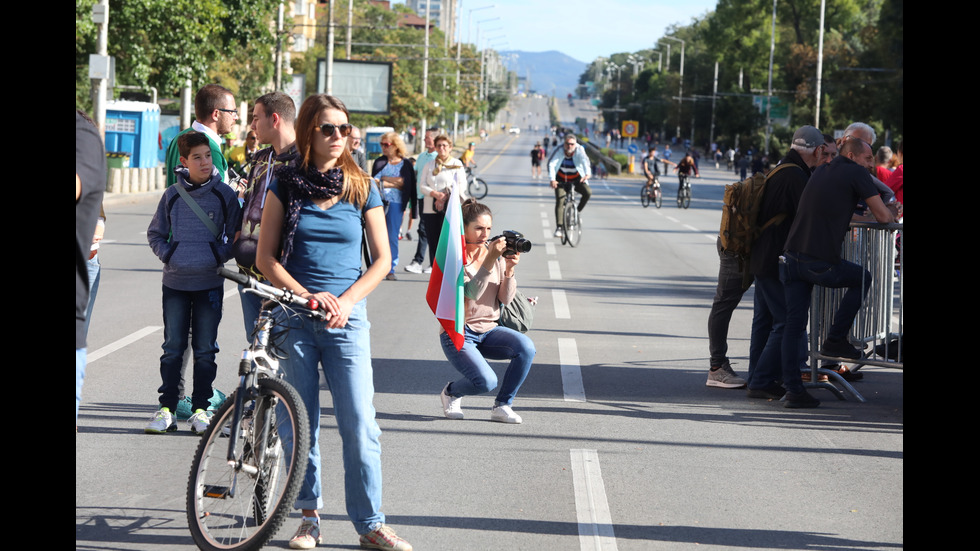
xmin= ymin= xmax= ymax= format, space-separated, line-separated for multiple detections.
xmin=662 ymin=35 xmax=684 ymax=141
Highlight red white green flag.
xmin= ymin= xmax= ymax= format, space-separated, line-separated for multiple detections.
xmin=426 ymin=179 xmax=466 ymax=350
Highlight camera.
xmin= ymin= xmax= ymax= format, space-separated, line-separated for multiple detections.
xmin=492 ymin=230 xmax=532 ymax=257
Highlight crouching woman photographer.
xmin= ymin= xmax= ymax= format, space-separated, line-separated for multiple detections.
xmin=438 ymin=199 xmax=536 ymax=424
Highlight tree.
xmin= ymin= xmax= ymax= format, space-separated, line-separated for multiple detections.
xmin=75 ymin=0 xmax=281 ymax=111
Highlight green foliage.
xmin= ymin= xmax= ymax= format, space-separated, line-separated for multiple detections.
xmin=76 ymin=0 xmax=281 ymax=110
xmin=583 ymin=0 xmax=902 ymax=150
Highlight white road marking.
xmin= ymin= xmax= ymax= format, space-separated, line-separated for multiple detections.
xmin=542 ymin=217 xmax=550 ymax=228
xmin=559 ymin=337 xmax=586 ymax=402
xmin=548 ymin=260 xmax=562 ymax=280
xmin=545 ymin=242 xmax=556 ymax=255
xmin=570 ymin=449 xmax=618 ymax=551
xmin=87 ymin=326 xmax=162 ymax=363
xmin=683 ymin=224 xmax=699 ymax=232
xmin=553 ymin=289 xmax=570 ymax=319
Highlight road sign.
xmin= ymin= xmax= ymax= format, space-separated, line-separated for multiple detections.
xmin=628 ymin=144 xmax=638 ymax=154
xmin=622 ymin=120 xmax=639 ymax=138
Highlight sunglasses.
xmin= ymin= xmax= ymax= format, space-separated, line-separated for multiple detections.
xmin=380 ymin=142 xmax=391 ymax=147
xmin=319 ymin=123 xmax=353 ymax=137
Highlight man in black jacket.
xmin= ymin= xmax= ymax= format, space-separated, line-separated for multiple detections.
xmin=745 ymin=126 xmax=827 ymax=404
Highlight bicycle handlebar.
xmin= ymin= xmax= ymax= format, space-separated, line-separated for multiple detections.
xmin=218 ymin=268 xmax=326 ymax=321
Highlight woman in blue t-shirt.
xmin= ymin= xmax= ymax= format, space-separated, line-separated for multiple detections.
xmin=255 ymin=94 xmax=412 ymax=550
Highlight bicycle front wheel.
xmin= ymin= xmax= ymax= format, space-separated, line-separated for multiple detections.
xmin=187 ymin=378 xmax=310 ymax=551
xmin=468 ymin=178 xmax=488 ymax=199
xmin=654 ymin=184 xmax=662 ymax=208
xmin=641 ymin=184 xmax=651 ymax=208
xmin=681 ymin=181 xmax=691 ymax=209
xmin=564 ymin=201 xmax=581 ymax=247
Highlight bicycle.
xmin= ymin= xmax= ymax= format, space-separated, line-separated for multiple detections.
xmin=465 ymin=164 xmax=488 ymax=199
xmin=187 ymin=267 xmax=323 ymax=551
xmin=641 ymin=177 xmax=662 ymax=209
xmin=677 ymin=174 xmax=692 ymax=209
xmin=558 ymin=180 xmax=582 ymax=247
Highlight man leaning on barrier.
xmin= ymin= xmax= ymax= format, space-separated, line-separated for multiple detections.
xmin=779 ymin=135 xmax=896 ymax=408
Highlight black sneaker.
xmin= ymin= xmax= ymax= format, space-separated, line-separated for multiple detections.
xmin=820 ymin=338 xmax=864 ymax=360
xmin=784 ymin=390 xmax=821 ymax=409
xmin=746 ymin=382 xmax=786 ymax=400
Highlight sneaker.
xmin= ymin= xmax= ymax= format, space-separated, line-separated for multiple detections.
xmin=490 ymin=404 xmax=523 ymax=424
xmin=820 ymin=338 xmax=864 ymax=360
xmin=440 ymin=383 xmax=463 ymax=419
xmin=706 ymin=362 xmax=747 ymax=389
xmin=145 ymin=407 xmax=177 ymax=434
xmin=385 ymin=273 xmax=398 ymax=281
xmin=189 ymin=409 xmax=211 ymax=435
xmin=359 ymin=524 xmax=412 ymax=551
xmin=553 ymin=227 xmax=563 ymax=238
xmin=746 ymin=382 xmax=786 ymax=400
xmin=784 ymin=390 xmax=821 ymax=409
xmin=423 ymin=266 xmax=432 ymax=274
xmin=404 ymin=261 xmax=423 ymax=274
xmin=289 ymin=518 xmax=322 ymax=549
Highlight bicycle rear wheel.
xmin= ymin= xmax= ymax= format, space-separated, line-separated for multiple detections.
xmin=564 ymin=200 xmax=581 ymax=247
xmin=641 ymin=184 xmax=651 ymax=208
xmin=468 ymin=178 xmax=488 ymax=199
xmin=187 ymin=378 xmax=310 ymax=551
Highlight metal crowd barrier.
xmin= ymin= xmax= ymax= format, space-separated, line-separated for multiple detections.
xmin=807 ymin=221 xmax=903 ymax=401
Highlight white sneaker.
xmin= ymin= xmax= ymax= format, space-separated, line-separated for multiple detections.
xmin=553 ymin=228 xmax=563 ymax=238
xmin=145 ymin=407 xmax=177 ymax=434
xmin=440 ymin=383 xmax=463 ymax=419
xmin=289 ymin=518 xmax=322 ymax=549
xmin=404 ymin=261 xmax=423 ymax=274
xmin=490 ymin=404 xmax=522 ymax=424
xmin=423 ymin=266 xmax=432 ymax=274
xmin=189 ymin=409 xmax=211 ymax=435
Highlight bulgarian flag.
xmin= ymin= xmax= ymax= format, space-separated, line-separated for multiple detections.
xmin=426 ymin=179 xmax=466 ymax=350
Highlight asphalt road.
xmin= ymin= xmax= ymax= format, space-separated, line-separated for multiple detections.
xmin=76 ymin=95 xmax=903 ymax=550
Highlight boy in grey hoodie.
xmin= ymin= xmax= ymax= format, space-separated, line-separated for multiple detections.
xmin=145 ymin=131 xmax=241 ymax=434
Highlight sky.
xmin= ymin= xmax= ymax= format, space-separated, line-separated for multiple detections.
xmin=394 ymin=0 xmax=718 ymax=63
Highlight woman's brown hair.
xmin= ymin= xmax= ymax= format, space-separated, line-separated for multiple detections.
xmin=295 ymin=94 xmax=370 ymax=208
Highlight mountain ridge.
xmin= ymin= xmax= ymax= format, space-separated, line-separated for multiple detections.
xmin=501 ymin=50 xmax=586 ymax=97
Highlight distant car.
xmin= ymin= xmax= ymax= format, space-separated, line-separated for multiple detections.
xmin=508 ymin=127 xmax=521 ymax=135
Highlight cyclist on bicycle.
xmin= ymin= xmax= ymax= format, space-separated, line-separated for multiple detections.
xmin=548 ymin=134 xmax=592 ymax=238
xmin=674 ymin=151 xmax=700 ymax=202
xmin=642 ymin=146 xmax=674 ymax=187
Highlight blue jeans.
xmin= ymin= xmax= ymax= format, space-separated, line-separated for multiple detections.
xmin=158 ymin=285 xmax=222 ymax=412
xmin=277 ymin=300 xmax=384 ymax=534
xmin=385 ymin=201 xmax=404 ymax=273
xmin=84 ymin=254 xmax=100 ymax=336
xmin=238 ymin=283 xmax=264 ymax=342
xmin=440 ymin=325 xmax=536 ymax=406
xmin=781 ymin=253 xmax=871 ymax=393
xmin=76 ymin=348 xmax=86 ymax=420
xmin=748 ymin=275 xmax=810 ymax=390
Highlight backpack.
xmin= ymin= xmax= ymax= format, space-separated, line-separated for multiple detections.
xmin=718 ymin=163 xmax=802 ymax=265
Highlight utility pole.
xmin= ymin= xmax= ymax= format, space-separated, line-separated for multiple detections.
xmin=420 ymin=1 xmax=430 ymax=154
xmin=275 ymin=1 xmax=284 ymax=90
xmin=325 ymin=0 xmax=335 ymax=94
xmin=90 ymin=0 xmax=109 ymax=135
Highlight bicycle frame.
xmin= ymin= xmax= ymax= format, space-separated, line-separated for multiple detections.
xmin=217 ymin=269 xmax=324 ymax=465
